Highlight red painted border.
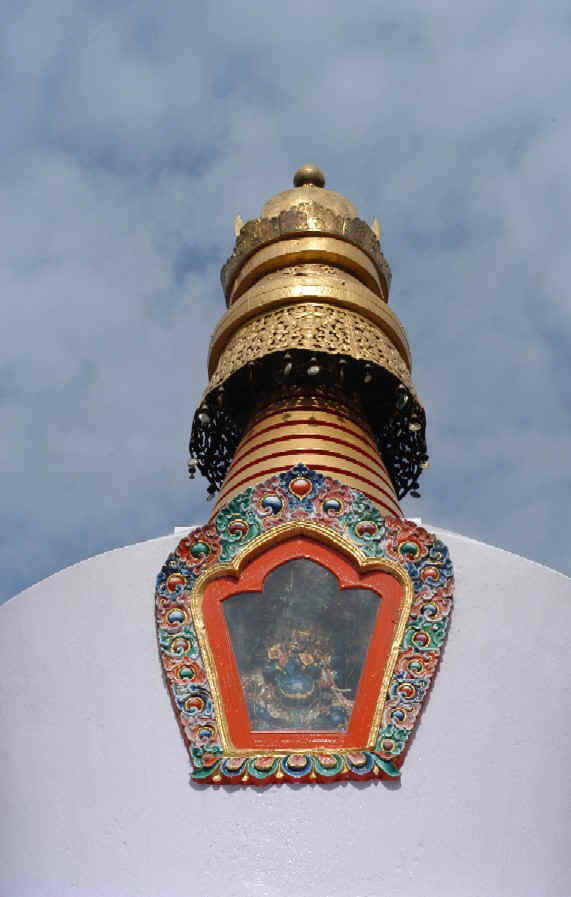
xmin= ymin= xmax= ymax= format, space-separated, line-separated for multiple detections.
xmin=201 ymin=536 xmax=404 ymax=750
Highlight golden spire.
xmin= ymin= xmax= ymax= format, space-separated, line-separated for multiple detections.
xmin=189 ymin=167 xmax=427 ymax=502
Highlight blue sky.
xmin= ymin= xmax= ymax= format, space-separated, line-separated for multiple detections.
xmin=3 ymin=0 xmax=570 ymax=602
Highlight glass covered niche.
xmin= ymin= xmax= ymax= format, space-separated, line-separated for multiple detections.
xmin=222 ymin=557 xmax=381 ymax=732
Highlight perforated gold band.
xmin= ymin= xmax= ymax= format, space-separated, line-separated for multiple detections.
xmin=206 ymin=302 xmax=413 ymax=393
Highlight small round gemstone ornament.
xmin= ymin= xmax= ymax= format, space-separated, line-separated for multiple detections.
xmin=289 ymin=477 xmax=312 ymax=498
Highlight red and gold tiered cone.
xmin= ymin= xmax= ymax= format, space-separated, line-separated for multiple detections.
xmin=213 ymin=389 xmax=402 ymax=517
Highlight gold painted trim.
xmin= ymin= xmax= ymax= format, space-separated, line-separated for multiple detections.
xmin=244 ymin=405 xmax=379 ymax=448
xmin=228 ymin=236 xmax=385 ymax=305
xmin=227 ymin=415 xmax=389 ymax=465
xmin=233 ymin=421 xmax=381 ymax=460
xmin=190 ymin=521 xmax=413 ymax=755
xmin=242 ymin=390 xmax=379 ymax=452
xmin=209 ymin=272 xmax=411 ymax=376
xmin=222 ymin=452 xmax=394 ymax=495
xmin=227 ymin=439 xmax=393 ymax=482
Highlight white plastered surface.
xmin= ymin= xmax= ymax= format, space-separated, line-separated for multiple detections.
xmin=1 ymin=528 xmax=570 ymax=897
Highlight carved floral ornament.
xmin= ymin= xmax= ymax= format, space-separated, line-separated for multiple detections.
xmin=155 ymin=465 xmax=453 ymax=786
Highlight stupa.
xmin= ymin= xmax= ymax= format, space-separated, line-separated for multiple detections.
xmin=1 ymin=167 xmax=570 ymax=896
xmin=157 ymin=163 xmax=452 ymax=785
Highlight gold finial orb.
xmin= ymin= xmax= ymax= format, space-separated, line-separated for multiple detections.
xmin=293 ymin=164 xmax=325 ymax=188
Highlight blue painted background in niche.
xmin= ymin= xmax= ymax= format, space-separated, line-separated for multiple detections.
xmin=222 ymin=558 xmax=381 ymax=732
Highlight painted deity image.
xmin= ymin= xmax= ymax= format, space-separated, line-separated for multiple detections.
xmin=222 ymin=557 xmax=381 ymax=732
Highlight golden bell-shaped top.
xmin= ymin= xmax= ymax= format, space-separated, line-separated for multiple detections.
xmin=221 ymin=165 xmax=391 ymax=304
xmin=261 ymin=165 xmax=357 ymax=220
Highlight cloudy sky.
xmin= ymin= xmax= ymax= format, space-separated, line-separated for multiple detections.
xmin=3 ymin=0 xmax=570 ymax=603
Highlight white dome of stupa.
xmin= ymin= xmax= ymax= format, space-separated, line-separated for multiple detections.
xmin=2 ymin=526 xmax=569 ymax=897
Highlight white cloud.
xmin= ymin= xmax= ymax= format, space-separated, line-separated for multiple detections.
xmin=2 ymin=0 xmax=570 ymax=600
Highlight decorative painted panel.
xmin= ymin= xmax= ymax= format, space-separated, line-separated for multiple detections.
xmin=155 ymin=464 xmax=453 ymax=785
